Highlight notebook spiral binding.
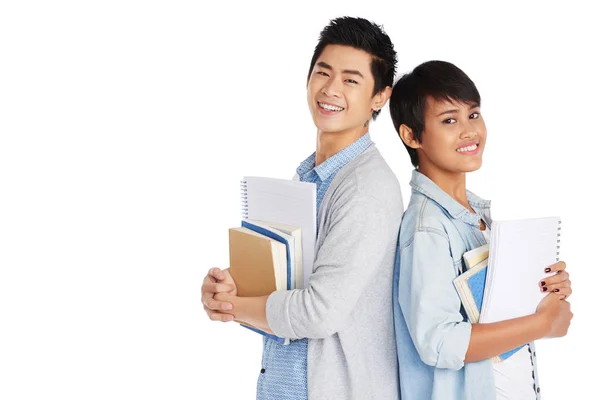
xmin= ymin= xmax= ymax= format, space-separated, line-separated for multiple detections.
xmin=556 ymin=219 xmax=561 ymax=261
xmin=240 ymin=180 xmax=248 ymax=219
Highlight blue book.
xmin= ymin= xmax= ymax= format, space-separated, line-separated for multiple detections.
xmin=453 ymin=244 xmax=524 ymax=363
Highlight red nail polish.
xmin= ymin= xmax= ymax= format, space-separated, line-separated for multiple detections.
xmin=545 ymin=268 xmax=551 ymax=273
xmin=542 ymin=287 xmax=548 ymax=292
xmin=553 ymin=289 xmax=560 ymax=293
xmin=541 ymin=281 xmax=546 ymax=286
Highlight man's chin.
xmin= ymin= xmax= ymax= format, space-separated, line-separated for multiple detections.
xmin=313 ymin=120 xmax=348 ymax=134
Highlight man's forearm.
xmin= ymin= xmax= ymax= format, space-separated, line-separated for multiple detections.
xmin=227 ymin=295 xmax=274 ymax=334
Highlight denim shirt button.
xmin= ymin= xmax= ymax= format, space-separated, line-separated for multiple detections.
xmin=537 ymin=387 xmax=541 ymax=393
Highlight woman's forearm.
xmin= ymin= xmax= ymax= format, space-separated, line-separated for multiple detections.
xmin=465 ymin=312 xmax=549 ymax=362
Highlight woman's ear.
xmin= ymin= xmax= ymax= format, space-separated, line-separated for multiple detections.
xmin=399 ymin=124 xmax=421 ymax=149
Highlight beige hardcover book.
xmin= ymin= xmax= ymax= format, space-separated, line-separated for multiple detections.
xmin=228 ymin=227 xmax=287 ymax=297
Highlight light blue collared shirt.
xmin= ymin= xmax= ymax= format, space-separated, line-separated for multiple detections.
xmin=393 ymin=170 xmax=540 ymax=400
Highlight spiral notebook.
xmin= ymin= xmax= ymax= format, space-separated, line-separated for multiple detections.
xmin=241 ymin=176 xmax=317 ymax=289
xmin=454 ymin=216 xmax=561 ymax=362
xmin=479 ymin=217 xmax=562 ymax=324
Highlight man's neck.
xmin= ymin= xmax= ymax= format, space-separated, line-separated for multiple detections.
xmin=315 ymin=126 xmax=368 ymax=166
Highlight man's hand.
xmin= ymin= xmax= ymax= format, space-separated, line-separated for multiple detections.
xmin=202 ymin=268 xmax=237 ymax=322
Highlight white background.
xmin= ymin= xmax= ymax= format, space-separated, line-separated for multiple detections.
xmin=1 ymin=1 xmax=597 ymax=399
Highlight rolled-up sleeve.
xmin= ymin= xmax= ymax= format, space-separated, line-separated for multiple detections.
xmin=398 ymin=227 xmax=471 ymax=370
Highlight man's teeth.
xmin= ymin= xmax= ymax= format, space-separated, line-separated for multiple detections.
xmin=457 ymin=144 xmax=478 ymax=152
xmin=319 ymin=102 xmax=344 ymax=111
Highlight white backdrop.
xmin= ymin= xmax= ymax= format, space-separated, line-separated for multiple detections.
xmin=1 ymin=1 xmax=597 ymax=399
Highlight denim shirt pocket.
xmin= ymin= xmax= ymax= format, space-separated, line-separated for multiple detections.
xmin=446 ymin=222 xmax=468 ymax=275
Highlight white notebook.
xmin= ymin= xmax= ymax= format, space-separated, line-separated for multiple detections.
xmin=479 ymin=216 xmax=561 ymax=324
xmin=241 ymin=176 xmax=317 ymax=289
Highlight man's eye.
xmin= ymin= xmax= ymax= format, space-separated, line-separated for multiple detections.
xmin=346 ymin=79 xmax=358 ymax=84
xmin=470 ymin=112 xmax=480 ymax=119
xmin=317 ymin=71 xmax=329 ymax=77
xmin=443 ymin=118 xmax=456 ymax=124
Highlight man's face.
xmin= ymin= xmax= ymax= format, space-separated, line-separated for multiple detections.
xmin=417 ymin=96 xmax=487 ymax=174
xmin=307 ymin=45 xmax=378 ymax=134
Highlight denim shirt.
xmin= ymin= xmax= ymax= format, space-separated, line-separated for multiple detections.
xmin=393 ymin=170 xmax=541 ymax=400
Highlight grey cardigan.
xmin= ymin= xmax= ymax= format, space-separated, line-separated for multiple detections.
xmin=267 ymin=145 xmax=403 ymax=400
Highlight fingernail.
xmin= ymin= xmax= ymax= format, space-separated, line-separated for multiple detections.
xmin=545 ymin=268 xmax=551 ymax=273
xmin=223 ymin=303 xmax=233 ymax=311
xmin=541 ymin=281 xmax=546 ymax=286
xmin=542 ymin=287 xmax=548 ymax=292
xmin=553 ymin=289 xmax=560 ymax=293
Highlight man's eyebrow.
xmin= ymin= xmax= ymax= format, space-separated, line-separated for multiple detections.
xmin=316 ymin=61 xmax=333 ymax=70
xmin=316 ymin=61 xmax=364 ymax=78
xmin=342 ymin=69 xmax=364 ymax=78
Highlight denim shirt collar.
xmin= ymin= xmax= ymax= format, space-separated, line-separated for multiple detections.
xmin=409 ymin=169 xmax=491 ymax=228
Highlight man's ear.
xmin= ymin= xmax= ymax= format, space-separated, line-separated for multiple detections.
xmin=371 ymin=86 xmax=392 ymax=112
xmin=399 ymin=124 xmax=421 ymax=149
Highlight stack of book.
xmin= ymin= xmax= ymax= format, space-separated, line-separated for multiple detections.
xmin=227 ymin=176 xmax=317 ymax=344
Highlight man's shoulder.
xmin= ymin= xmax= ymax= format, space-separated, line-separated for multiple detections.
xmin=334 ymin=147 xmax=402 ymax=202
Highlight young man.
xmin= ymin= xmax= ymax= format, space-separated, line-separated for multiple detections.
xmin=202 ymin=17 xmax=403 ymax=400
xmin=389 ymin=60 xmax=573 ymax=399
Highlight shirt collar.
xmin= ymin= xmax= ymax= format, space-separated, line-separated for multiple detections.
xmin=296 ymin=153 xmax=316 ymax=178
xmin=409 ymin=169 xmax=491 ymax=227
xmin=296 ymin=132 xmax=373 ymax=181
